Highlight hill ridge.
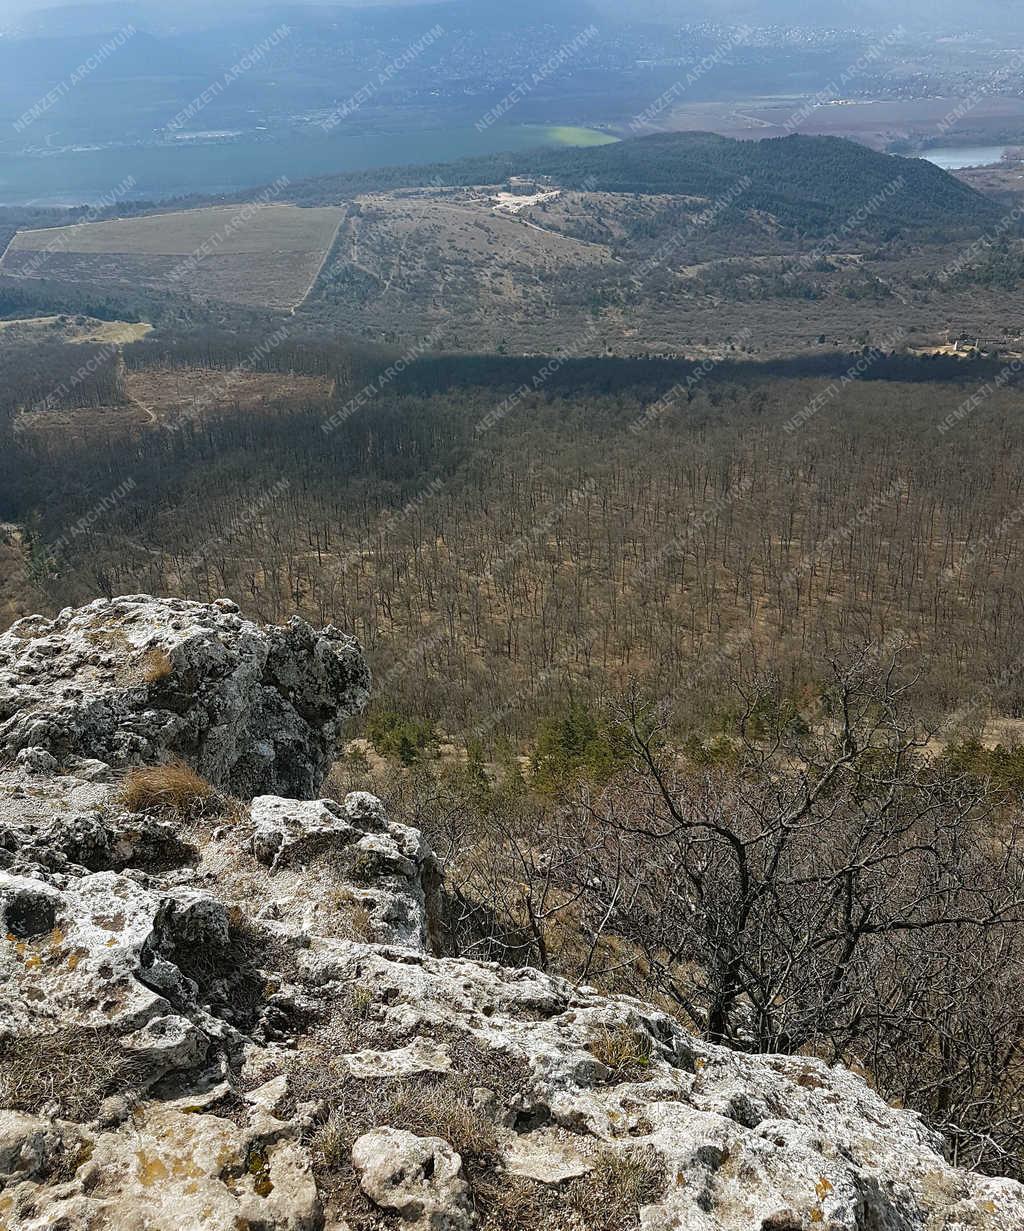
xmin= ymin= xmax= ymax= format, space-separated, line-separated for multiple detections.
xmin=279 ymin=130 xmax=997 ymax=237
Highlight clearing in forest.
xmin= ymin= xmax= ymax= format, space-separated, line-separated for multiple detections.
xmin=0 ymin=315 xmax=152 ymax=345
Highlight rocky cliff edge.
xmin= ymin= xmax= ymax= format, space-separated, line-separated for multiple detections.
xmin=0 ymin=596 xmax=1021 ymax=1231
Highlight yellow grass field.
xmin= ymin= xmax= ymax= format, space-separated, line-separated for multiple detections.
xmin=0 ymin=203 xmax=346 ymax=311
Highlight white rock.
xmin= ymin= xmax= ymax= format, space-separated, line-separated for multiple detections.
xmin=352 ymin=1127 xmax=472 ymax=1230
xmin=504 ymin=1128 xmax=593 ymax=1182
xmin=0 ymin=870 xmax=220 ymax=1091
xmin=245 ymin=1075 xmax=292 ymax=1116
xmin=14 ymin=748 xmax=58 ymax=775
xmin=251 ymin=796 xmax=359 ymax=869
xmin=120 ymin=1014 xmax=208 ymax=1071
xmin=245 ymin=791 xmax=436 ymax=948
xmin=5 ymin=1105 xmax=321 ymax=1231
xmin=0 ymin=597 xmax=370 ymax=797
xmin=342 ymin=1039 xmax=452 ymax=1079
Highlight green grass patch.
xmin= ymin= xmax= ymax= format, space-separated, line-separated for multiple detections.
xmin=541 ymin=126 xmax=620 ymax=148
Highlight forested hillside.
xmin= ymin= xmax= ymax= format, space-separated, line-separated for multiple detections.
xmin=5 ymin=117 xmax=1024 ymax=1203
xmin=284 ymin=132 xmax=998 ymax=237
xmin=4 ymin=333 xmax=1024 ymax=748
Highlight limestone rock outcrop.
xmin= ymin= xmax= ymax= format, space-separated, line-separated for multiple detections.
xmin=1 ymin=596 xmax=1023 ymax=1231
xmin=0 ymin=595 xmax=370 ymax=797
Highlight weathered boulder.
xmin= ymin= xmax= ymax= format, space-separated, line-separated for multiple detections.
xmin=0 ymin=762 xmax=194 ymax=880
xmin=249 ymin=791 xmax=436 ymax=948
xmin=0 ymin=1112 xmax=65 ymax=1185
xmin=0 ymin=596 xmax=370 ymax=798
xmin=352 ymin=1127 xmax=472 ymax=1230
xmin=0 ymin=867 xmax=237 ymax=1036
xmin=3 ymin=1105 xmax=322 ymax=1231
xmin=0 ymin=867 xmax=230 ymax=1126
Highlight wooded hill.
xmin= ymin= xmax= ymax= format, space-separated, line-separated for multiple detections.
xmin=282 ymin=132 xmax=999 ymax=238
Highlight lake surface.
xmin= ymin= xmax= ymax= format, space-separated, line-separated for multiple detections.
xmin=922 ymin=146 xmax=1011 ymax=170
xmin=0 ymin=125 xmax=617 ymax=208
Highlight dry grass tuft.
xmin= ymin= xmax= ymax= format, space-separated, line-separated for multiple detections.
xmin=0 ymin=1027 xmax=149 ymax=1122
xmin=141 ymin=647 xmax=174 ymax=684
xmin=479 ymin=1145 xmax=667 ymax=1231
xmin=348 ymin=985 xmax=374 ymax=1020
xmin=295 ymin=1027 xmax=534 ymax=1228
xmin=328 ymin=888 xmax=376 ymax=941
xmin=311 ymin=1075 xmax=504 ymax=1231
xmin=314 ymin=1113 xmax=351 ymax=1171
xmin=118 ymin=761 xmax=220 ymax=820
xmin=588 ymin=1024 xmax=654 ymax=1080
xmin=573 ymin=1147 xmax=668 ymax=1219
xmin=313 ymin=1075 xmax=499 ymax=1172
xmin=298 ymin=1029 xmax=666 ymax=1230
xmin=385 ymin=1080 xmax=501 ymax=1162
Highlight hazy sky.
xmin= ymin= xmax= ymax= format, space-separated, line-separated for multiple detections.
xmin=0 ymin=0 xmax=1017 ymax=30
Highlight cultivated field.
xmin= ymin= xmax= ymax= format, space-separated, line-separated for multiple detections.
xmin=11 ymin=365 xmax=335 ymax=451
xmin=0 ymin=204 xmax=346 ymax=311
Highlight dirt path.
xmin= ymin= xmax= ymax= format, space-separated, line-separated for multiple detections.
xmin=125 ymin=391 xmax=158 ymax=425
xmin=380 ymin=232 xmax=412 ymax=295
xmin=292 ymin=207 xmax=348 ymax=314
xmin=0 ymin=232 xmax=16 ymax=270
xmin=732 ymin=108 xmax=773 ymax=129
xmin=119 ymin=358 xmax=158 ymax=425
xmin=435 ymin=197 xmax=613 ymax=255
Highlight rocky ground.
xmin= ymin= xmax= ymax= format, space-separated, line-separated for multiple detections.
xmin=1 ymin=596 xmax=1022 ymax=1230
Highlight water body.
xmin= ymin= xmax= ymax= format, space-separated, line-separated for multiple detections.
xmin=922 ymin=146 xmax=1011 ymax=170
xmin=0 ymin=125 xmax=617 ymax=208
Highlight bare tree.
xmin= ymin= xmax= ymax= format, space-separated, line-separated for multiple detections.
xmin=555 ymin=653 xmax=1024 ymax=1173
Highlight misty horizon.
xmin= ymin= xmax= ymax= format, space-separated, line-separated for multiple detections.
xmin=2 ymin=0 xmax=1024 ymax=30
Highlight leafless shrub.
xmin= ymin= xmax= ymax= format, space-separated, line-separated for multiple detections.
xmin=344 ymin=652 xmax=1024 ymax=1177
xmin=366 ymin=765 xmax=604 ymax=978
xmin=559 ymin=653 xmax=1024 ymax=1177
